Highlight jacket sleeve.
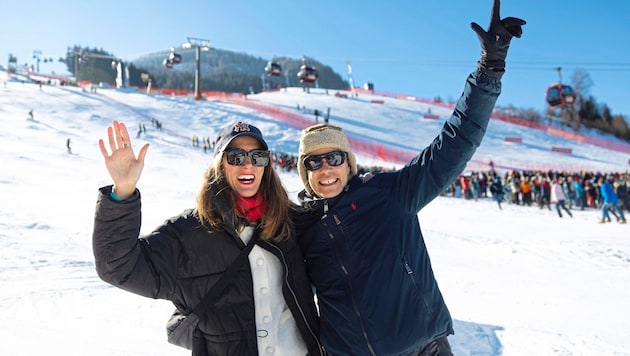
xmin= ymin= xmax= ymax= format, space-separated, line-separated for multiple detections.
xmin=92 ymin=185 xmax=179 ymax=299
xmin=388 ymin=65 xmax=502 ymax=212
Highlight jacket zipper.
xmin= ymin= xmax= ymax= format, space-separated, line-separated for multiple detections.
xmin=403 ymin=258 xmax=432 ymax=313
xmin=264 ymin=242 xmax=325 ymax=356
xmin=323 ymin=214 xmax=376 ymax=356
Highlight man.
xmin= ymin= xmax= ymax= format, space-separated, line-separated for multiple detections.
xmin=599 ymin=177 xmax=627 ymax=224
xmin=295 ymin=1 xmax=525 ymax=354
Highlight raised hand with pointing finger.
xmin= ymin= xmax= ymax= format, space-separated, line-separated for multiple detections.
xmin=98 ymin=121 xmax=149 ymax=200
xmin=471 ymin=0 xmax=526 ymax=73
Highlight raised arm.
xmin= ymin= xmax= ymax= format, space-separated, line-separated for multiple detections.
xmin=392 ymin=0 xmax=526 ymax=211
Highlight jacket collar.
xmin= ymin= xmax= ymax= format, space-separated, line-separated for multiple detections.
xmin=298 ymin=177 xmax=357 ymax=214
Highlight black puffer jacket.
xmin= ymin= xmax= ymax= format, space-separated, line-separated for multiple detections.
xmin=92 ymin=185 xmax=324 ymax=356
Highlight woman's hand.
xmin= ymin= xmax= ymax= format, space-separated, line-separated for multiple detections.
xmin=98 ymin=121 xmax=150 ymax=200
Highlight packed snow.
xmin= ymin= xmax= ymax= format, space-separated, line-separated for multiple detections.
xmin=1 ymin=71 xmax=629 ymax=356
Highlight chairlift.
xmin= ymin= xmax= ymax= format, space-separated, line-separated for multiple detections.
xmin=265 ymin=61 xmax=282 ymax=76
xmin=163 ymin=58 xmax=174 ymax=69
xmin=297 ymin=64 xmax=318 ymax=83
xmin=546 ymin=83 xmax=576 ymax=107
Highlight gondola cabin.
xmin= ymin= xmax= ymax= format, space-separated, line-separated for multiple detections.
xmin=297 ymin=65 xmax=318 ymax=83
xmin=265 ymin=61 xmax=282 ymax=76
xmin=169 ymin=52 xmax=183 ymax=64
xmin=546 ymin=83 xmax=576 ymax=107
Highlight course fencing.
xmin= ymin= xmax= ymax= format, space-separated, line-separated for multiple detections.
xmin=137 ymin=86 xmax=630 ymax=173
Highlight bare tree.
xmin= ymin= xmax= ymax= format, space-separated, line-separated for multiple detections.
xmin=571 ymin=68 xmax=593 ymax=105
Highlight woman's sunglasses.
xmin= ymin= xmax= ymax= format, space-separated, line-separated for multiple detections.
xmin=303 ymin=150 xmax=347 ymax=171
xmin=224 ymin=148 xmax=270 ymax=167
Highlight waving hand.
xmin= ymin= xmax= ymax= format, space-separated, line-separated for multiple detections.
xmin=98 ymin=121 xmax=150 ymax=200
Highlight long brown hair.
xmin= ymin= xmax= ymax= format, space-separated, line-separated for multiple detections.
xmin=195 ymin=153 xmax=292 ymax=242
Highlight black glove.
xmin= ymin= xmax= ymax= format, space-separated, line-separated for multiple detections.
xmin=471 ymin=0 xmax=526 ymax=72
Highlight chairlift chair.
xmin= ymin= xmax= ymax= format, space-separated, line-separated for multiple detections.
xmin=163 ymin=58 xmax=174 ymax=69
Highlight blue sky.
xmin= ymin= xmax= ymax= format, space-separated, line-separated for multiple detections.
xmin=3 ymin=0 xmax=630 ymax=116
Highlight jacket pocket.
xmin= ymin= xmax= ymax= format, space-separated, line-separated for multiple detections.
xmin=402 ymin=257 xmax=433 ymax=315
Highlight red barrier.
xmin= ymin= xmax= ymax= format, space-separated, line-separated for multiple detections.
xmin=226 ymin=97 xmax=314 ymax=129
xmin=370 ymin=99 xmax=384 ymax=104
xmin=423 ymin=114 xmax=439 ymax=120
xmin=504 ymin=137 xmax=522 ymax=143
xmin=132 ymin=86 xmax=630 ymax=171
xmin=551 ymin=147 xmax=573 ymax=154
xmin=491 ymin=112 xmax=630 ymax=154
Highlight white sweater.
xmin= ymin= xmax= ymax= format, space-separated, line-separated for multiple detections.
xmin=240 ymin=226 xmax=307 ymax=356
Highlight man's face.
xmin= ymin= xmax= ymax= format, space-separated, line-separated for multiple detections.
xmin=304 ymin=147 xmax=351 ymax=198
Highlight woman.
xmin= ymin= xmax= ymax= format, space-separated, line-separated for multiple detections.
xmin=551 ymin=178 xmax=573 ymax=218
xmin=92 ymin=121 xmax=323 ymax=356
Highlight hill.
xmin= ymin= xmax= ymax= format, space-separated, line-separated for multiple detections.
xmin=131 ymin=48 xmax=349 ymax=93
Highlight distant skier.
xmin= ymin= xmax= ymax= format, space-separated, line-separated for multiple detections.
xmin=66 ymin=138 xmax=72 ymax=154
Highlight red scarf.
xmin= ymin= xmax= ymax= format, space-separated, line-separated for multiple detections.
xmin=235 ymin=194 xmax=266 ymax=222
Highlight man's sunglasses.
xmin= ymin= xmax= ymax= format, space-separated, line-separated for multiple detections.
xmin=303 ymin=150 xmax=347 ymax=171
xmin=224 ymin=148 xmax=270 ymax=167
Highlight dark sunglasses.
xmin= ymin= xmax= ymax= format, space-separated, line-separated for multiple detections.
xmin=303 ymin=150 xmax=347 ymax=171
xmin=224 ymin=148 xmax=270 ymax=167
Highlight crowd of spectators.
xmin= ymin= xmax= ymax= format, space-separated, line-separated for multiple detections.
xmin=207 ymin=145 xmax=629 ymax=222
xmin=443 ymin=169 xmax=630 ymax=220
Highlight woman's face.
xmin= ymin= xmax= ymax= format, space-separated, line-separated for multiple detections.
xmin=222 ymin=136 xmax=266 ymax=198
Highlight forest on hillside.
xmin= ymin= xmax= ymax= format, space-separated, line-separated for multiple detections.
xmin=56 ymin=46 xmax=348 ymax=94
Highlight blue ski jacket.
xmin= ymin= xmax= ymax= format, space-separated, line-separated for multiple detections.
xmin=296 ymin=65 xmax=502 ymax=355
xmin=600 ymin=180 xmax=619 ymax=204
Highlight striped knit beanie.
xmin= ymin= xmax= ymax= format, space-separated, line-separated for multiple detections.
xmin=298 ymin=124 xmax=357 ymax=196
